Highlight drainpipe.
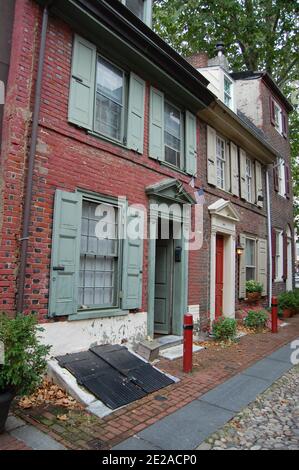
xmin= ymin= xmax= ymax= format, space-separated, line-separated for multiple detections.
xmin=16 ymin=6 xmax=49 ymax=313
xmin=266 ymin=167 xmax=272 ymax=307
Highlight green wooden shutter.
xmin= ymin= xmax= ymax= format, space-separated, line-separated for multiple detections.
xmin=127 ymin=73 xmax=146 ymax=154
xmin=230 ymin=142 xmax=239 ymax=196
xmin=122 ymin=207 xmax=144 ymax=310
xmin=207 ymin=125 xmax=216 ymax=185
xmin=240 ymin=149 xmax=247 ymax=200
xmin=68 ymin=35 xmax=96 ymax=130
xmin=185 ymin=111 xmax=197 ymax=176
xmin=149 ymin=87 xmax=164 ymax=160
xmin=255 ymin=160 xmax=263 ymax=207
xmin=257 ymin=238 xmax=268 ymax=296
xmin=49 ymin=190 xmax=82 ymax=317
xmin=239 ymin=234 xmax=246 ymax=299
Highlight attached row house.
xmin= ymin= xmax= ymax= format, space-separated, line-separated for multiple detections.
xmin=0 ymin=0 xmax=294 ymax=355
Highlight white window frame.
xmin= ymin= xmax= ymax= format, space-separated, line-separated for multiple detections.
xmin=121 ymin=0 xmax=151 ymax=24
xmin=277 ymin=158 xmax=286 ymax=198
xmin=216 ymin=135 xmax=227 ymax=190
xmin=94 ymin=55 xmax=127 ymax=145
xmin=245 ymin=237 xmax=257 ymax=282
xmin=245 ymin=157 xmax=253 ymax=203
xmin=164 ymin=99 xmax=185 ymax=171
xmin=223 ymin=74 xmax=233 ymax=110
xmin=273 ymin=100 xmax=283 ymax=134
xmin=275 ymin=230 xmax=284 ymax=282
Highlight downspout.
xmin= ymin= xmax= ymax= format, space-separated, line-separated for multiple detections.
xmin=16 ymin=6 xmax=49 ymax=313
xmin=266 ymin=167 xmax=272 ymax=307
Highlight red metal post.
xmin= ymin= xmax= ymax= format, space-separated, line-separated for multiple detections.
xmin=272 ymin=296 xmax=278 ymax=334
xmin=183 ymin=314 xmax=193 ymax=373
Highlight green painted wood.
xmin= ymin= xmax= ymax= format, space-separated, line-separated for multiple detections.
xmin=122 ymin=207 xmax=144 ymax=310
xmin=154 ymin=239 xmax=172 ymax=334
xmin=127 ymin=72 xmax=146 ymax=154
xmin=185 ymin=110 xmax=197 ymax=176
xmin=49 ymin=190 xmax=82 ymax=317
xmin=149 ymin=87 xmax=164 ymax=161
xmin=68 ymin=34 xmax=96 ymax=130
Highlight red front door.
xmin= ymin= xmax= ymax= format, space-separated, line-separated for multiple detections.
xmin=215 ymin=235 xmax=224 ymax=319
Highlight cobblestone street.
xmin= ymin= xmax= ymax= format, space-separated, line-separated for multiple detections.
xmin=201 ymin=366 xmax=299 ymax=450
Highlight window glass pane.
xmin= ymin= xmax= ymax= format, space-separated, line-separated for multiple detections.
xmin=126 ymin=0 xmax=144 ymax=19
xmin=164 ymin=102 xmax=182 ymax=167
xmin=95 ymin=57 xmax=124 ymax=141
xmin=246 ymin=239 xmax=255 ymax=266
xmin=216 ymin=137 xmax=225 ymax=188
xmin=79 ymin=200 xmax=118 ymax=309
xmin=246 ymin=267 xmax=256 ymax=281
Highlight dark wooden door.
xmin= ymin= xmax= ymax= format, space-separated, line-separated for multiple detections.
xmin=215 ymin=235 xmax=224 ymax=319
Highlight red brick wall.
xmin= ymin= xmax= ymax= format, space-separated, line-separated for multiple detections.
xmin=0 ymin=1 xmax=203 ymax=321
xmin=185 ymin=53 xmax=209 ymax=69
xmin=259 ymin=80 xmax=294 ymax=295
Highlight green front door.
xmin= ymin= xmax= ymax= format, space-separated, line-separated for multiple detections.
xmin=154 ymin=237 xmax=173 ymax=335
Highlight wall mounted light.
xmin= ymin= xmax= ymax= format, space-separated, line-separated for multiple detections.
xmin=236 ymin=241 xmax=244 ymax=256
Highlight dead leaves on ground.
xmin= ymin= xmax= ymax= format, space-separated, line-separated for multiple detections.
xmin=18 ymin=378 xmax=83 ymax=411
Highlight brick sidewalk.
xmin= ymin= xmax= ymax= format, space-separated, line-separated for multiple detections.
xmin=13 ymin=316 xmax=299 ymax=450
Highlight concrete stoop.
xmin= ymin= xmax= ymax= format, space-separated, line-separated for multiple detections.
xmin=135 ymin=335 xmax=204 ymax=361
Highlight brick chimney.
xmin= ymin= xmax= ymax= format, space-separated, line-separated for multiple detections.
xmin=186 ymin=52 xmax=209 ymax=69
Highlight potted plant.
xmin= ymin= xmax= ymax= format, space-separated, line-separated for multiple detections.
xmin=278 ymin=292 xmax=295 ymax=319
xmin=0 ymin=313 xmax=50 ymax=433
xmin=246 ymin=280 xmax=263 ymax=303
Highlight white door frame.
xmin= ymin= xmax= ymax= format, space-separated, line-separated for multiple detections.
xmin=209 ymin=199 xmax=240 ymax=323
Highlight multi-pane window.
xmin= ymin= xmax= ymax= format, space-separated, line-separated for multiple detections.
xmin=79 ymin=200 xmax=119 ymax=309
xmin=275 ymin=231 xmax=283 ymax=281
xmin=164 ymin=101 xmax=183 ymax=168
xmin=95 ymin=57 xmax=125 ymax=143
xmin=246 ymin=238 xmax=256 ymax=281
xmin=277 ymin=158 xmax=286 ymax=197
xmin=245 ymin=157 xmax=253 ymax=202
xmin=124 ymin=0 xmax=145 ymax=19
xmin=216 ymin=136 xmax=226 ymax=189
xmin=273 ymin=101 xmax=282 ymax=133
xmin=224 ymin=76 xmax=233 ymax=109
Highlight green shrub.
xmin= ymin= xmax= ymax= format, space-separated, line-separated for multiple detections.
xmin=0 ymin=313 xmax=51 ymax=396
xmin=212 ymin=317 xmax=237 ymax=341
xmin=278 ymin=291 xmax=296 ymax=310
xmin=244 ymin=310 xmax=268 ymax=330
xmin=245 ymin=280 xmax=263 ymax=294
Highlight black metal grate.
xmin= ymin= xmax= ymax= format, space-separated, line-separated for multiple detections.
xmin=57 ymin=344 xmax=174 ymax=410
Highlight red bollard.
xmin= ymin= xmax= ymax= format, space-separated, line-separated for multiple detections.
xmin=183 ymin=314 xmax=193 ymax=373
xmin=272 ymin=296 xmax=278 ymax=334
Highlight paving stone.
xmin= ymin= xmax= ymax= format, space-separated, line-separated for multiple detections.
xmin=242 ymin=358 xmax=293 ymax=381
xmin=114 ymin=436 xmax=162 ymax=450
xmin=199 ymin=374 xmax=271 ymax=412
xmin=11 ymin=424 xmax=66 ymax=450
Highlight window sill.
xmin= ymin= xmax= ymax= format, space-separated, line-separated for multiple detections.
xmin=159 ymin=160 xmax=188 ymax=176
xmin=69 ymin=309 xmax=129 ymax=322
xmin=87 ymin=130 xmax=128 ymax=151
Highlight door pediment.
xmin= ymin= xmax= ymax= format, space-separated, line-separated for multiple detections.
xmin=208 ymin=199 xmax=240 ymax=223
xmin=146 ymin=178 xmax=196 ymax=205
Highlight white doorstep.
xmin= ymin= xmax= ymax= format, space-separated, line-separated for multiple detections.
xmin=159 ymin=344 xmax=204 ymax=361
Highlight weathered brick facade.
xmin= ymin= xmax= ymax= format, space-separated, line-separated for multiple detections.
xmin=0 ymin=0 xmax=294 ymax=346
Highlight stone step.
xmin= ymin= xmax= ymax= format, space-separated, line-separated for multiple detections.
xmin=156 ymin=335 xmax=183 ymax=351
xmin=135 ymin=336 xmax=183 ymax=362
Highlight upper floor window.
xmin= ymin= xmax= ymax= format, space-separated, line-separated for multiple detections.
xmin=95 ymin=57 xmax=126 ymax=143
xmin=216 ymin=136 xmax=226 ymax=189
xmin=224 ymin=75 xmax=233 ymax=109
xmin=270 ymin=97 xmax=288 ymax=138
xmin=164 ymin=101 xmax=183 ymax=169
xmin=245 ymin=157 xmax=253 ymax=202
xmin=124 ymin=0 xmax=145 ymax=19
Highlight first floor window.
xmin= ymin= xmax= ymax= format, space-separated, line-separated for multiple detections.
xmin=79 ymin=199 xmax=119 ymax=309
xmin=164 ymin=101 xmax=183 ymax=168
xmin=246 ymin=238 xmax=256 ymax=281
xmin=275 ymin=231 xmax=283 ymax=280
xmin=216 ymin=136 xmax=226 ymax=189
xmin=95 ymin=56 xmax=125 ymax=143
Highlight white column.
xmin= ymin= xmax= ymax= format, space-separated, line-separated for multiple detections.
xmin=209 ymin=230 xmax=217 ymax=323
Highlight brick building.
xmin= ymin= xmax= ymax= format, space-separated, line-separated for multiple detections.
xmin=0 ymin=0 xmax=294 ymax=354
